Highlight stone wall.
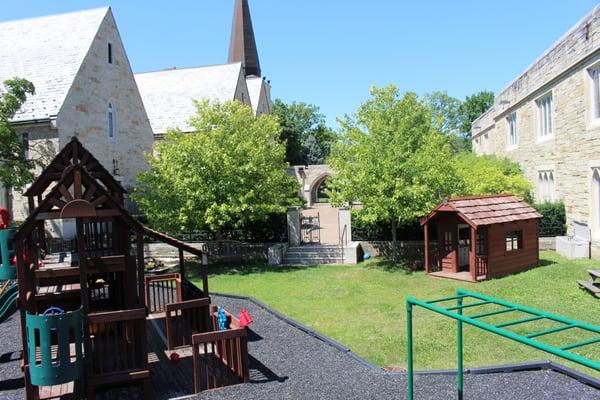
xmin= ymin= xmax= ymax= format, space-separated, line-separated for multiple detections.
xmin=58 ymin=10 xmax=153 ymax=191
xmin=287 ymin=164 xmax=333 ymax=206
xmin=471 ymin=5 xmax=600 ymax=255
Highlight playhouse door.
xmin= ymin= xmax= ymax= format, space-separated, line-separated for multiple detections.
xmin=457 ymin=226 xmax=470 ymax=271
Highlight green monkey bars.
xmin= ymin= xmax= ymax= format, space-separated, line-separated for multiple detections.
xmin=406 ymin=289 xmax=600 ymax=400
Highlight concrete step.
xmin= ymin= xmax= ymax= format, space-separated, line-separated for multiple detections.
xmin=282 ymin=258 xmax=344 ymax=266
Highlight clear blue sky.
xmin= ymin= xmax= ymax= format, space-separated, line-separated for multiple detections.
xmin=2 ymin=1 xmax=599 ymax=126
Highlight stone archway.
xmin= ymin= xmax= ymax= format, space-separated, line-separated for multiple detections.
xmin=309 ymin=174 xmax=331 ymax=206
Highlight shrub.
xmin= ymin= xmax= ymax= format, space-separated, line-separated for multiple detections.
xmin=533 ymin=202 xmax=566 ymax=237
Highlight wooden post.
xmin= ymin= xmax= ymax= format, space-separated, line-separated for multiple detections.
xmin=424 ymin=223 xmax=430 ymax=274
xmin=202 ymin=253 xmax=209 ymax=297
xmin=136 ymin=231 xmax=145 ymax=308
xmin=179 ymin=247 xmax=185 ymax=280
xmin=75 ymin=218 xmax=89 ymax=396
xmin=470 ymin=226 xmax=477 ymax=282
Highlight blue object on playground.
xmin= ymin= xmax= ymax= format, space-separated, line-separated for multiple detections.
xmin=364 ymin=252 xmax=371 ymax=260
xmin=0 ymin=282 xmax=18 ymax=322
xmin=0 ymin=228 xmax=16 ymax=280
xmin=217 ymin=306 xmax=228 ymax=331
xmin=43 ymin=307 xmax=66 ymax=316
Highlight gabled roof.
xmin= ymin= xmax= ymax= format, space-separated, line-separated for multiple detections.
xmin=24 ymin=137 xmax=125 ymax=197
xmin=421 ymin=194 xmax=543 ymax=228
xmin=246 ymin=76 xmax=264 ymax=115
xmin=134 ymin=63 xmax=243 ymax=135
xmin=0 ymin=7 xmax=109 ymax=123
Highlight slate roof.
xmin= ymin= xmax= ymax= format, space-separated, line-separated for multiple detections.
xmin=0 ymin=7 xmax=109 ymax=123
xmin=246 ymin=76 xmax=263 ymax=115
xmin=423 ymin=194 xmax=543 ymax=227
xmin=135 ymin=63 xmax=243 ymax=135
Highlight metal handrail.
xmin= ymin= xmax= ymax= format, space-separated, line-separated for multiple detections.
xmin=406 ymin=289 xmax=600 ymax=400
xmin=340 ymin=224 xmax=348 ymax=263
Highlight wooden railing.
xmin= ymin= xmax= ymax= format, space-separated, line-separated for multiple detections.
xmin=87 ymin=308 xmax=148 ymax=380
xmin=145 ymin=273 xmax=182 ymax=314
xmin=165 ymin=297 xmax=211 ymax=350
xmin=192 ymin=328 xmax=249 ymax=393
xmin=475 ymin=256 xmax=488 ymax=278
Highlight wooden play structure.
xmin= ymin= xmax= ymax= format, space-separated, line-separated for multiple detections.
xmin=12 ymin=138 xmax=250 ymax=399
xmin=421 ymin=195 xmax=542 ymax=282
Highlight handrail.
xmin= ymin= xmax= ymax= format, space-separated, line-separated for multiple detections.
xmin=340 ymin=224 xmax=348 ymax=263
xmin=406 ymin=289 xmax=600 ymax=400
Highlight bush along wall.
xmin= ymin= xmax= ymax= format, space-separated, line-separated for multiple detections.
xmin=533 ymin=202 xmax=566 ymax=237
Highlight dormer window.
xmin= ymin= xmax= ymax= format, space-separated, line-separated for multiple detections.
xmin=108 ymin=103 xmax=116 ymax=143
xmin=108 ymin=43 xmax=113 ymax=64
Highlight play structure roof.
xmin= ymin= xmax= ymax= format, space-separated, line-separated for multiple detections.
xmin=421 ymin=194 xmax=543 ymax=228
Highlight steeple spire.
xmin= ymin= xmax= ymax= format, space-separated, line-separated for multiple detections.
xmin=228 ymin=0 xmax=261 ymax=77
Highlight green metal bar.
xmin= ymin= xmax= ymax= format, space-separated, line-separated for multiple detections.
xmin=406 ymin=295 xmax=600 ymax=372
xmin=426 ymin=294 xmax=470 ymax=304
xmin=495 ymin=315 xmax=545 ymax=328
xmin=457 ymin=289 xmax=600 ymax=335
xmin=469 ymin=307 xmax=517 ymax=319
xmin=560 ymin=337 xmax=600 ymax=351
xmin=446 ymin=300 xmax=491 ymax=311
xmin=526 ymin=324 xmax=576 ymax=339
xmin=457 ymin=296 xmax=464 ymax=400
xmin=407 ymin=301 xmax=414 ymax=400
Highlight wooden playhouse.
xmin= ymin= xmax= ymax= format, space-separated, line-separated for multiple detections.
xmin=421 ymin=195 xmax=543 ymax=282
xmin=12 ymin=138 xmax=250 ymax=399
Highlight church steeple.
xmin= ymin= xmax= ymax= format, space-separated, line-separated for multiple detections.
xmin=228 ymin=0 xmax=261 ymax=77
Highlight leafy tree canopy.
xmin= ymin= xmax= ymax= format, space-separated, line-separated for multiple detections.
xmin=453 ymin=153 xmax=532 ymax=201
xmin=328 ymin=85 xmax=461 ymax=252
xmin=424 ymin=90 xmax=495 ymax=153
xmin=133 ymin=100 xmax=301 ymax=232
xmin=0 ymin=78 xmax=35 ymax=188
xmin=272 ymin=99 xmax=335 ymax=165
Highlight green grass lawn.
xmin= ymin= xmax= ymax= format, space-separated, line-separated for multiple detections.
xmin=189 ymin=251 xmax=600 ymax=376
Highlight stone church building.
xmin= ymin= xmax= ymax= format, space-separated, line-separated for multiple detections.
xmin=135 ymin=0 xmax=272 ymax=139
xmin=471 ymin=5 xmax=600 ymax=257
xmin=0 ymin=0 xmax=271 ymax=237
xmin=0 ymin=7 xmax=154 ymax=233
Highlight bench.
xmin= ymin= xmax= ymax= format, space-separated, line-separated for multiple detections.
xmin=577 ymin=279 xmax=600 ymax=298
xmin=588 ymin=269 xmax=600 ymax=282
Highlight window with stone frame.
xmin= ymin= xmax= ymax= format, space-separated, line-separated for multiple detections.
xmin=22 ymin=132 xmax=29 ymax=160
xmin=589 ymin=65 xmax=600 ymax=120
xmin=507 ymin=113 xmax=517 ymax=148
xmin=538 ymin=170 xmax=555 ymax=202
xmin=536 ymin=92 xmax=553 ymax=137
xmin=505 ymin=230 xmax=523 ymax=251
xmin=108 ymin=103 xmax=116 ymax=143
xmin=108 ymin=42 xmax=113 ymax=64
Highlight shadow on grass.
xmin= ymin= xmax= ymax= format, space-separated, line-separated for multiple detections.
xmin=186 ymin=261 xmax=322 ymax=279
xmin=362 ymin=257 xmax=418 ymax=274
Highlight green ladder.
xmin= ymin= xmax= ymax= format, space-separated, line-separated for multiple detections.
xmin=406 ymin=289 xmax=600 ymax=400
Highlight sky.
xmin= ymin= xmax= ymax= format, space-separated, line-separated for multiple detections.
xmin=2 ymin=0 xmax=599 ymax=127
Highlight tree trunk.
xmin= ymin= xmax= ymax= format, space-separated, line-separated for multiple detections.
xmin=391 ymin=220 xmax=398 ymax=262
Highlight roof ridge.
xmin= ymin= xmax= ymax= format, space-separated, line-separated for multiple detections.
xmin=134 ymin=62 xmax=242 ymax=76
xmin=450 ymin=194 xmax=516 ymax=201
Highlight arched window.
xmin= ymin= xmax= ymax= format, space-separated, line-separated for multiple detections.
xmin=108 ymin=103 xmax=116 ymax=143
xmin=310 ymin=176 xmax=330 ymax=204
xmin=538 ymin=170 xmax=555 ymax=202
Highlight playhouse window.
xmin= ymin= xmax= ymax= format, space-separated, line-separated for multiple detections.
xmin=444 ymin=231 xmax=452 ymax=251
xmin=505 ymin=230 xmax=523 ymax=251
xmin=476 ymin=231 xmax=485 ymax=255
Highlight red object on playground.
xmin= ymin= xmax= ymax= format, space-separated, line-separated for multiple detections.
xmin=238 ymin=309 xmax=254 ymax=328
xmin=169 ymin=352 xmax=180 ymax=364
xmin=0 ymin=208 xmax=9 ymax=229
xmin=10 ymin=251 xmax=30 ymax=266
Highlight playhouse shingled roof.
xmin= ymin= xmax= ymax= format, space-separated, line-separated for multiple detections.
xmin=422 ymin=194 xmax=543 ymax=227
xmin=0 ymin=7 xmax=109 ymax=123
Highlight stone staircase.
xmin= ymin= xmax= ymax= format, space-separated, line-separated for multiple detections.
xmin=282 ymin=245 xmax=344 ymax=265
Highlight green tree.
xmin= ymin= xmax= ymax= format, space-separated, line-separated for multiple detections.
xmin=453 ymin=153 xmax=532 ymax=201
xmin=133 ymin=100 xmax=300 ymax=232
xmin=0 ymin=78 xmax=35 ymax=188
xmin=423 ymin=91 xmax=467 ymax=152
xmin=458 ymin=90 xmax=495 ymax=136
xmin=328 ymin=86 xmax=461 ymax=259
xmin=272 ymin=99 xmax=334 ymax=165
